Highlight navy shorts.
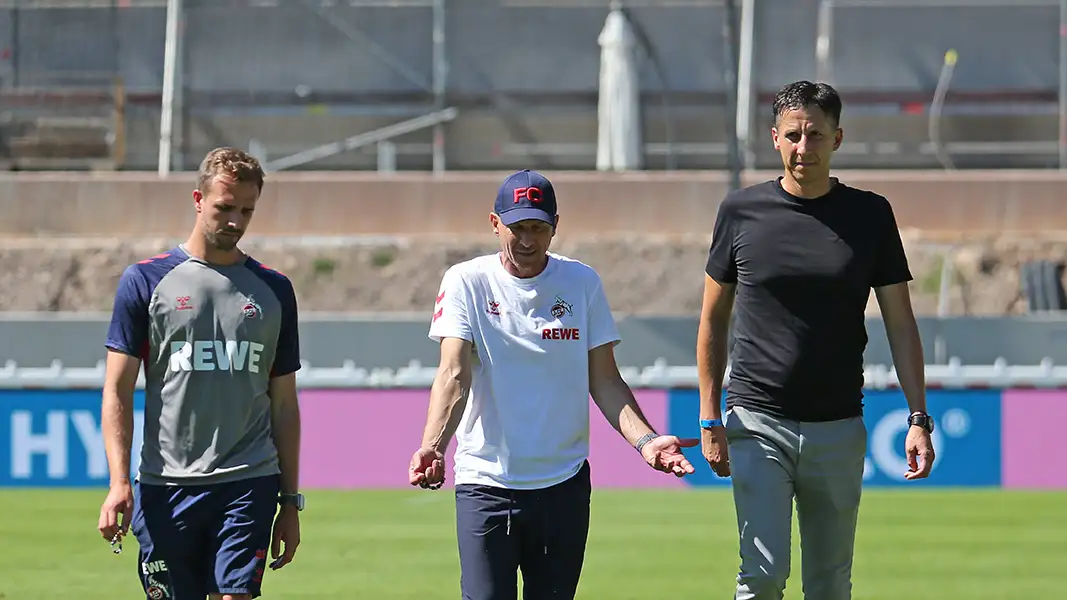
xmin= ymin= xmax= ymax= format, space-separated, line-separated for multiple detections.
xmin=131 ymin=474 xmax=280 ymax=599
xmin=455 ymin=460 xmax=592 ymax=600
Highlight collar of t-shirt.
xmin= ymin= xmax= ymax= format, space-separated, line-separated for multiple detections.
xmin=493 ymin=252 xmax=559 ymax=287
xmin=774 ymin=176 xmax=841 ymax=204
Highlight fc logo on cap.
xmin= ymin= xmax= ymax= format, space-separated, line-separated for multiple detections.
xmin=513 ymin=187 xmax=543 ymax=203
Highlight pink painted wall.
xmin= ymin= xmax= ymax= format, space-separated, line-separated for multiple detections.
xmin=1002 ymin=389 xmax=1067 ymax=489
xmin=298 ymin=389 xmax=684 ymax=489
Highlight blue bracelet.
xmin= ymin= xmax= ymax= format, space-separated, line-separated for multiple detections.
xmin=635 ymin=432 xmax=658 ymax=453
xmin=700 ymin=419 xmax=723 ymax=429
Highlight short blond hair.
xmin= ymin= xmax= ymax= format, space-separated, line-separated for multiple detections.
xmin=196 ymin=147 xmax=265 ymax=193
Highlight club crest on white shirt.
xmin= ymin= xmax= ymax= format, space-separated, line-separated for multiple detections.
xmin=550 ymin=296 xmax=573 ymax=319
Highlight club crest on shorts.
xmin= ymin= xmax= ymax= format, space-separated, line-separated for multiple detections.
xmin=145 ymin=575 xmax=171 ymax=599
xmin=241 ymin=296 xmax=263 ymax=319
xmin=550 ymin=296 xmax=572 ymax=319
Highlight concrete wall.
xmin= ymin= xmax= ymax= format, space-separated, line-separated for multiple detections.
xmin=2 ymin=314 xmax=1065 ymax=369
xmin=1 ymin=169 xmax=1065 ymax=237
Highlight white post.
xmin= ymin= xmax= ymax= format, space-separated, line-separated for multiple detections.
xmin=377 ymin=141 xmax=397 ymax=173
xmin=815 ymin=0 xmax=833 ymax=84
xmin=158 ymin=0 xmax=182 ymax=176
xmin=431 ymin=0 xmax=448 ymax=173
xmin=735 ymin=0 xmax=756 ymax=170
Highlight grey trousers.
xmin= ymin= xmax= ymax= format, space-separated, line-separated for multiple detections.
xmin=725 ymin=405 xmax=868 ymax=600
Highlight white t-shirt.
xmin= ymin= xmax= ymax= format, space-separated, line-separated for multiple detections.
xmin=428 ymin=252 xmax=622 ymax=490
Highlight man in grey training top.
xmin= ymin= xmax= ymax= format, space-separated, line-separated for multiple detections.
xmin=97 ymin=147 xmax=305 ymax=600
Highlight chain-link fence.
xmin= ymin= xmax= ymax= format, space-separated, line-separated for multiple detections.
xmin=810 ymin=0 xmax=1066 ymax=170
xmin=165 ymin=0 xmax=735 ymax=172
xmin=0 ymin=2 xmax=135 ymax=169
xmin=1 ymin=0 xmax=1065 ymax=171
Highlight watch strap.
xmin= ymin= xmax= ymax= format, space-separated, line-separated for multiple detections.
xmin=907 ymin=412 xmax=934 ymax=432
xmin=278 ymin=492 xmax=304 ymax=510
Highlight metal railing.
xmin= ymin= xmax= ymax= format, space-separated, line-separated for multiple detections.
xmin=3 ymin=358 xmax=1067 ymax=390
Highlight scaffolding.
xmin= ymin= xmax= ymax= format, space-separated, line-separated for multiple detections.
xmin=3 ymin=0 xmax=1067 ymax=172
xmin=150 ymin=0 xmax=731 ymax=173
xmin=814 ymin=0 xmax=1067 ymax=168
xmin=155 ymin=0 xmax=452 ymax=174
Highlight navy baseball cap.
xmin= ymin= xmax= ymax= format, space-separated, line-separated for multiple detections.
xmin=494 ymin=169 xmax=558 ymax=226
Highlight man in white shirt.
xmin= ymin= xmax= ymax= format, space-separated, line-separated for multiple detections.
xmin=408 ymin=169 xmax=698 ymax=600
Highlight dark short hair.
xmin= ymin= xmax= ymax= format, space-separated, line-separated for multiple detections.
xmin=197 ymin=147 xmax=265 ymax=193
xmin=772 ymin=81 xmax=842 ymax=127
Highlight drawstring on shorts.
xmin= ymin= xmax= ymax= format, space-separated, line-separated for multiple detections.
xmin=506 ymin=490 xmax=514 ymax=536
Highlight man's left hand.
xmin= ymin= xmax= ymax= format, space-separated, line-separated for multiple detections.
xmin=904 ymin=426 xmax=935 ymax=480
xmin=269 ymin=505 xmax=300 ymax=570
xmin=640 ymin=435 xmax=699 ymax=477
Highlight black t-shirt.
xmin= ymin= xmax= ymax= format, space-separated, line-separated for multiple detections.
xmin=706 ymin=177 xmax=912 ymax=422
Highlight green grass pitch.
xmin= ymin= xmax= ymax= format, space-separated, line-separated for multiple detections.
xmin=3 ymin=488 xmax=1065 ymax=599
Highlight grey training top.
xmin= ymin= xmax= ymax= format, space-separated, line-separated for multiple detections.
xmin=105 ymin=245 xmax=301 ymax=486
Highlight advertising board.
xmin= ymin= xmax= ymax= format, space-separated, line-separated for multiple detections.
xmin=666 ymin=389 xmax=1003 ymax=488
xmin=0 ymin=387 xmax=1059 ymax=489
xmin=298 ymin=389 xmax=683 ymax=489
xmin=0 ymin=390 xmax=144 ymax=487
xmin=1001 ymin=390 xmax=1067 ymax=489
xmin=0 ymin=389 xmax=677 ymax=489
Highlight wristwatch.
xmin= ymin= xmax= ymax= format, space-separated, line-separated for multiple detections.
xmin=907 ymin=412 xmax=935 ymax=433
xmin=279 ymin=492 xmax=305 ymax=511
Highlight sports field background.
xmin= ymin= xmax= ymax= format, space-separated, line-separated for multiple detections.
xmin=4 ymin=3 xmax=1067 ymax=599
xmin=5 ymin=488 xmax=1065 ymax=599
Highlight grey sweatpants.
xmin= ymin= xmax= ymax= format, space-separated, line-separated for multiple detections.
xmin=725 ymin=405 xmax=868 ymax=600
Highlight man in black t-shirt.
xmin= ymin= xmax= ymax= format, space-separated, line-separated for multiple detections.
xmin=696 ymin=81 xmax=936 ymax=600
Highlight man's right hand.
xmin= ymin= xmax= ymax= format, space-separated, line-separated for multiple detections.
xmin=98 ymin=480 xmax=134 ymax=542
xmin=408 ymin=447 xmax=446 ymax=490
xmin=701 ymin=426 xmax=731 ymax=477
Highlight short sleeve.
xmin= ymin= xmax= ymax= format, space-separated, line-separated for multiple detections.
xmin=271 ymin=277 xmax=302 ymax=378
xmin=586 ymin=276 xmax=621 ymax=351
xmin=428 ymin=267 xmax=473 ymax=343
xmin=104 ymin=265 xmax=150 ymax=358
xmin=706 ymin=199 xmax=739 ymax=284
xmin=870 ymin=200 xmax=913 ymax=288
